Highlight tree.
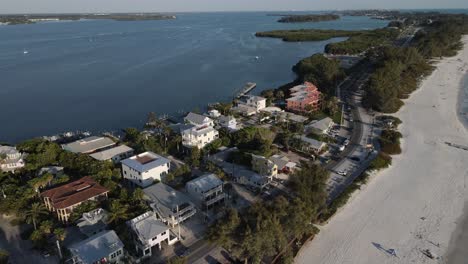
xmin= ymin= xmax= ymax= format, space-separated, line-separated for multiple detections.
xmin=39 ymin=220 xmax=53 ymax=234
xmin=24 ymin=202 xmax=49 ymax=230
xmin=0 ymin=249 xmax=9 ymax=264
xmin=167 ymin=257 xmax=187 ymax=264
xmin=188 ymin=147 xmax=201 ymax=167
xmin=54 ymin=227 xmax=67 ymax=242
xmin=108 ymin=201 xmax=129 ymax=224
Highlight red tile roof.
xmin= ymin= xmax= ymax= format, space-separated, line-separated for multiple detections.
xmin=41 ymin=176 xmax=108 ymax=209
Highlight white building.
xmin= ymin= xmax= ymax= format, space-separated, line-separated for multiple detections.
xmin=62 ymin=136 xmax=116 ymax=154
xmin=121 ymin=152 xmax=171 ymax=188
xmin=184 ymin=112 xmax=214 ymax=128
xmin=181 ymin=125 xmax=219 ymax=149
xmin=207 ymin=109 xmax=221 ymax=118
xmin=186 ymin=174 xmax=226 ymax=210
xmin=243 ymin=95 xmax=267 ymax=111
xmin=68 ymin=230 xmax=124 ymax=264
xmin=127 ymin=211 xmax=178 ymax=259
xmin=218 ymin=115 xmax=237 ymax=130
xmin=294 ymin=135 xmax=326 ymax=154
xmin=305 ymin=117 xmax=334 ymax=135
xmin=90 ymin=145 xmax=134 ymax=163
xmin=0 ymin=146 xmax=25 ymax=172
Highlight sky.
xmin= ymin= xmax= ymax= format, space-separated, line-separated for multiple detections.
xmin=1 ymin=0 xmax=468 ymax=14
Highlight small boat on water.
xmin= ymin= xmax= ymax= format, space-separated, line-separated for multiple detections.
xmin=255 ymin=56 xmax=260 ymax=60
xmin=23 ymin=49 xmax=29 ymax=54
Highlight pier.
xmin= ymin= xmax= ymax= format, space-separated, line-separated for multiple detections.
xmin=235 ymin=82 xmax=257 ymax=99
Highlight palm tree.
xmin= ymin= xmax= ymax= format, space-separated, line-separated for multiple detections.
xmin=107 ymin=201 xmax=129 ymax=224
xmin=54 ymin=228 xmax=66 ymax=259
xmin=24 ymin=202 xmax=48 ymax=230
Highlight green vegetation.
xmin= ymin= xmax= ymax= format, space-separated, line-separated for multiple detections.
xmin=0 ymin=249 xmax=9 ymax=264
xmin=378 ymin=129 xmax=402 ymax=155
xmin=231 ymin=127 xmax=276 ymax=157
xmin=324 ymin=28 xmax=399 ymax=54
xmin=278 ymin=14 xmax=340 ymax=23
xmin=368 ymin=152 xmax=393 ymax=171
xmin=255 ymin=29 xmax=363 ymax=42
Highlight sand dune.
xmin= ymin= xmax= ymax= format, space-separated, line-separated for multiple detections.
xmin=296 ymin=36 xmax=468 ymax=264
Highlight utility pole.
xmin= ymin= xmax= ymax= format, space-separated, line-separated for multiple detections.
xmin=177 ymin=205 xmax=181 ymax=240
xmin=56 ymin=240 xmax=63 ymax=259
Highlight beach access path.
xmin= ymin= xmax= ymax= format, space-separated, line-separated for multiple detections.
xmin=296 ymin=36 xmax=468 ymax=264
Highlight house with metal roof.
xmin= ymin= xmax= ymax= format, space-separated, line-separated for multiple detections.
xmin=294 ymin=135 xmax=326 ymax=154
xmin=186 ymin=174 xmax=226 ymax=210
xmin=77 ymin=208 xmax=109 ymax=237
xmin=121 ymin=152 xmax=171 ymax=188
xmin=184 ymin=112 xmax=214 ymax=128
xmin=0 ymin=145 xmax=25 ymax=172
xmin=181 ymin=124 xmax=219 ymax=149
xmin=306 ymin=117 xmax=334 ymax=135
xmin=90 ymin=145 xmax=134 ymax=163
xmin=127 ymin=211 xmax=178 ymax=259
xmin=218 ymin=115 xmax=237 ymax=130
xmin=62 ymin=136 xmax=116 ymax=154
xmin=143 ymin=183 xmax=196 ymax=227
xmin=68 ymin=230 xmax=124 ymax=264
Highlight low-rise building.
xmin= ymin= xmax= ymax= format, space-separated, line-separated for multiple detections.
xmin=90 ymin=145 xmax=134 ymax=163
xmin=305 ymin=117 xmax=333 ymax=135
xmin=76 ymin=208 xmax=109 ymax=237
xmin=184 ymin=112 xmax=214 ymax=128
xmin=218 ymin=115 xmax=237 ymax=130
xmin=0 ymin=145 xmax=25 ymax=172
xmin=286 ymin=82 xmax=322 ymax=113
xmin=207 ymin=109 xmax=221 ymax=118
xmin=37 ymin=166 xmax=64 ymax=177
xmin=181 ymin=125 xmax=219 ymax=149
xmin=186 ymin=174 xmax=226 ymax=210
xmin=68 ymin=230 xmax=124 ymax=264
xmin=121 ymin=152 xmax=171 ymax=188
xmin=127 ymin=211 xmax=178 ymax=259
xmin=242 ymin=95 xmax=267 ymax=111
xmin=294 ymin=135 xmax=326 ymax=154
xmin=62 ymin=136 xmax=116 ymax=154
xmin=143 ymin=183 xmax=197 ymax=227
xmin=269 ymin=155 xmax=297 ymax=174
xmin=41 ymin=176 xmax=109 ymax=222
xmin=232 ymin=172 xmax=270 ymax=190
xmin=251 ymin=154 xmax=277 ymax=178
xmin=231 ymin=104 xmax=257 ymax=116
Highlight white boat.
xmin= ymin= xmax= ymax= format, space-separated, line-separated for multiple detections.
xmin=23 ymin=50 xmax=29 ymax=54
xmin=255 ymin=56 xmax=260 ymax=60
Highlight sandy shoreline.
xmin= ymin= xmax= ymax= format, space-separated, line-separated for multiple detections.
xmin=296 ymin=36 xmax=468 ymax=264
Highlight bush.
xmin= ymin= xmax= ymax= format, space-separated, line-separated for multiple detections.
xmin=369 ymin=152 xmax=393 ymax=171
xmin=379 ymin=130 xmax=402 ymax=155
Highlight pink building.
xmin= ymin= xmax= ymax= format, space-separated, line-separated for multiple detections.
xmin=286 ymin=82 xmax=322 ymax=112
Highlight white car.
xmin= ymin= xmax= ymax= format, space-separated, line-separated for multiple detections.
xmin=338 ymin=145 xmax=345 ymax=152
xmin=344 ymin=139 xmax=350 ymax=146
xmin=337 ymin=170 xmax=347 ymax=176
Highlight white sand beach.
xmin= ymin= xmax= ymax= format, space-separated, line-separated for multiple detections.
xmin=296 ymin=36 xmax=468 ymax=264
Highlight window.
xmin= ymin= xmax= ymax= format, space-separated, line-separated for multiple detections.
xmin=116 ymin=250 xmax=122 ymax=256
xmin=110 ymin=253 xmax=116 ymax=259
xmin=161 ymin=231 xmax=166 ymax=236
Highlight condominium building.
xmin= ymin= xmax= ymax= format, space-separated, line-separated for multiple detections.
xmin=286 ymin=82 xmax=322 ymax=112
xmin=121 ymin=152 xmax=171 ymax=188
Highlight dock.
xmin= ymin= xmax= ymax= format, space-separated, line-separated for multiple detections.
xmin=235 ymin=82 xmax=257 ymax=99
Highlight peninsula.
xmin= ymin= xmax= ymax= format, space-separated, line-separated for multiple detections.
xmin=277 ymin=14 xmax=340 ymax=23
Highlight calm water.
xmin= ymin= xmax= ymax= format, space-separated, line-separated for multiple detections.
xmin=0 ymin=13 xmax=389 ymax=143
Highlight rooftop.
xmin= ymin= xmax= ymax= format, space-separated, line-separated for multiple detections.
xmin=0 ymin=145 xmax=19 ymax=156
xmin=121 ymin=152 xmax=170 ymax=172
xmin=185 ymin=112 xmax=212 ymax=126
xmin=127 ymin=211 xmax=169 ymax=243
xmin=68 ymin=230 xmax=123 ymax=263
xmin=295 ymin=135 xmax=325 ymax=149
xmin=245 ymin=95 xmax=266 ymax=103
xmin=143 ymin=183 xmax=192 ymax=211
xmin=306 ymin=117 xmax=333 ymax=132
xmin=62 ymin=136 xmax=116 ymax=154
xmin=186 ymin=173 xmax=223 ymax=193
xmin=270 ymin=155 xmax=297 ymax=169
xmin=41 ymin=176 xmax=109 ymax=209
xmin=89 ymin=145 xmax=133 ymax=161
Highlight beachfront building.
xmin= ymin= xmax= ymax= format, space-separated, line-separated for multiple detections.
xmin=232 ymin=95 xmax=267 ymax=116
xmin=231 ymin=104 xmax=257 ymax=116
xmin=0 ymin=145 xmax=25 ymax=172
xmin=286 ymin=82 xmax=322 ymax=113
xmin=184 ymin=112 xmax=215 ymax=128
xmin=270 ymin=155 xmax=297 ymax=174
xmin=62 ymin=136 xmax=116 ymax=154
xmin=305 ymin=117 xmax=334 ymax=135
xmin=127 ymin=211 xmax=178 ymax=259
xmin=251 ymin=154 xmax=277 ymax=178
xmin=294 ymin=135 xmax=326 ymax=154
xmin=181 ymin=125 xmax=219 ymax=149
xmin=76 ymin=208 xmax=109 ymax=237
xmin=143 ymin=183 xmax=197 ymax=227
xmin=68 ymin=230 xmax=124 ymax=264
xmin=218 ymin=115 xmax=237 ymax=130
xmin=186 ymin=173 xmax=226 ymax=210
xmin=121 ymin=152 xmax=171 ymax=188
xmin=90 ymin=145 xmax=134 ymax=163
xmin=41 ymin=176 xmax=109 ymax=223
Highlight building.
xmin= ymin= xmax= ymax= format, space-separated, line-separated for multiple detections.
xmin=184 ymin=112 xmax=214 ymax=128
xmin=121 ymin=152 xmax=171 ymax=188
xmin=232 ymin=172 xmax=270 ymax=190
xmin=242 ymin=95 xmax=267 ymax=111
xmin=127 ymin=211 xmax=178 ymax=258
xmin=41 ymin=176 xmax=109 ymax=222
xmin=62 ymin=136 xmax=116 ymax=154
xmin=251 ymin=154 xmax=277 ymax=178
xmin=286 ymin=82 xmax=322 ymax=113
xmin=37 ymin=166 xmax=64 ymax=177
xmin=218 ymin=115 xmax=237 ymax=130
xmin=76 ymin=208 xmax=109 ymax=237
xmin=0 ymin=145 xmax=25 ymax=172
xmin=269 ymin=155 xmax=297 ymax=174
xmin=305 ymin=117 xmax=334 ymax=135
xmin=294 ymin=135 xmax=326 ymax=154
xmin=90 ymin=145 xmax=134 ymax=163
xmin=186 ymin=174 xmax=226 ymax=210
xmin=207 ymin=109 xmax=221 ymax=118
xmin=181 ymin=125 xmax=219 ymax=149
xmin=143 ymin=183 xmax=197 ymax=227
xmin=231 ymin=104 xmax=257 ymax=116
xmin=68 ymin=230 xmax=124 ymax=264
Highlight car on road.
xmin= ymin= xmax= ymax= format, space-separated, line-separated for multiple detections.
xmin=338 ymin=145 xmax=345 ymax=152
xmin=337 ymin=170 xmax=347 ymax=176
xmin=349 ymin=156 xmax=361 ymax=162
xmin=344 ymin=139 xmax=350 ymax=146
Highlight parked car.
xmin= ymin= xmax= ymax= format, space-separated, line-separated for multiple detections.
xmin=350 ymin=156 xmax=361 ymax=162
xmin=337 ymin=170 xmax=347 ymax=176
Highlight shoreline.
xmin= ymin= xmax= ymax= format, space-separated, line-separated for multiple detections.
xmin=296 ymin=36 xmax=468 ymax=264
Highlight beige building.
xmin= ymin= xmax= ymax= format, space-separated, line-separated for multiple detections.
xmin=251 ymin=154 xmax=277 ymax=178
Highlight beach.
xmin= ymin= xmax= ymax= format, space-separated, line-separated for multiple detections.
xmin=296 ymin=35 xmax=468 ymax=264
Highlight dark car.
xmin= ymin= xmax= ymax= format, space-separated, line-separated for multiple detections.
xmin=349 ymin=156 xmax=361 ymax=162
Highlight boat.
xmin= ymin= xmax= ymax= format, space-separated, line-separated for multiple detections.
xmin=255 ymin=56 xmax=260 ymax=60
xmin=23 ymin=49 xmax=29 ymax=54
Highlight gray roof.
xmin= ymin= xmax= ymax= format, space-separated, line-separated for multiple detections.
xmin=185 ymin=112 xmax=212 ymax=126
xmin=306 ymin=117 xmax=333 ymax=132
xmin=143 ymin=183 xmax=192 ymax=211
xmin=219 ymin=115 xmax=235 ymax=123
xmin=0 ymin=146 xmax=19 ymax=155
xmin=68 ymin=230 xmax=123 ymax=264
xmin=121 ymin=152 xmax=170 ymax=172
xmin=127 ymin=211 xmax=168 ymax=243
xmin=186 ymin=173 xmax=223 ymax=193
xmin=296 ymin=135 xmax=325 ymax=149
xmin=62 ymin=136 xmax=115 ymax=154
xmin=90 ymin=145 xmax=133 ymax=161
